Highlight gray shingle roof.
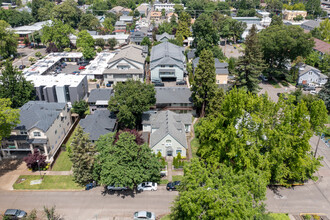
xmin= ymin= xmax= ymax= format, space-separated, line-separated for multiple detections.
xmin=17 ymin=101 xmax=66 ymax=132
xmin=107 ymin=44 xmax=146 ymax=65
xmin=155 ymin=87 xmax=192 ymax=104
xmin=79 ymin=110 xmax=117 ymax=141
xmin=88 ymin=89 xmax=113 ymax=103
xmin=301 ymin=20 xmax=321 ymax=29
xmin=299 ymin=64 xmax=328 ymax=78
xmin=156 ymin=33 xmax=175 ymax=42
xmin=115 ymin=21 xmax=126 ymax=26
xmin=193 ymin=58 xmax=229 ymax=75
xmin=150 ymin=42 xmax=185 ymax=70
xmin=142 ymin=110 xmax=192 ymax=149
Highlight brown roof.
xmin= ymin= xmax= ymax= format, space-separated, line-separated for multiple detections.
xmin=313 ymin=38 xmax=330 ymax=55
xmin=151 ymin=12 xmax=161 ymax=17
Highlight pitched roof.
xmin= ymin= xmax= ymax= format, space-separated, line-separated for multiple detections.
xmin=192 ymin=58 xmax=229 ymax=75
xmin=313 ymin=38 xmax=330 ymax=55
xmin=79 ymin=110 xmax=116 ymax=141
xmin=301 ymin=20 xmax=321 ymax=29
xmin=88 ymin=89 xmax=113 ymax=103
xmin=17 ymin=101 xmax=66 ymax=132
xmin=115 ymin=21 xmax=126 ymax=26
xmin=156 ymin=33 xmax=175 ymax=41
xmin=108 ymin=44 xmax=146 ymax=65
xmin=155 ymin=87 xmax=192 ymax=104
xmin=150 ymin=42 xmax=185 ymax=69
xmin=142 ymin=110 xmax=192 ymax=149
xmin=298 ymin=64 xmax=328 ymax=78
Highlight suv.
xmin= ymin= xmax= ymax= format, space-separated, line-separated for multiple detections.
xmin=166 ymin=181 xmax=180 ymax=191
xmin=176 ymin=80 xmax=186 ymax=85
xmin=107 ymin=184 xmax=129 ymax=191
xmin=137 ymin=182 xmax=157 ymax=192
xmin=4 ymin=209 xmax=27 ymax=219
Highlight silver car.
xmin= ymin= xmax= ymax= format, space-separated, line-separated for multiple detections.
xmin=106 ymin=184 xmax=128 ymax=191
xmin=134 ymin=211 xmax=156 ymax=220
xmin=4 ymin=209 xmax=27 ymax=219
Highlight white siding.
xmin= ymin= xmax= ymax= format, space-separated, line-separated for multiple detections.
xmin=152 ymin=134 xmax=186 ymax=157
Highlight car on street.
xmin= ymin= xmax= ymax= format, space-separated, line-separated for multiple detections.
xmin=259 ymin=75 xmax=268 ymax=82
xmin=78 ymin=66 xmax=86 ymax=70
xmin=18 ymin=65 xmax=26 ymax=69
xmin=303 ymin=86 xmax=316 ymax=91
xmin=134 ymin=211 xmax=156 ymax=220
xmin=72 ymin=71 xmax=80 ymax=74
xmin=137 ymin=182 xmax=157 ymax=192
xmin=310 ymin=90 xmax=318 ymax=95
xmin=4 ymin=209 xmax=27 ymax=219
xmin=166 ymin=181 xmax=180 ymax=191
xmin=153 ymin=82 xmax=164 ymax=87
xmin=176 ymin=80 xmax=186 ymax=85
xmin=107 ymin=184 xmax=129 ymax=191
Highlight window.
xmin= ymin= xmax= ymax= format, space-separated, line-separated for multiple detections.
xmin=166 ymin=140 xmax=171 ymax=143
xmin=34 ymin=132 xmax=41 ymax=137
xmin=55 ymin=130 xmax=57 ymax=134
xmin=161 ymin=65 xmax=165 ymax=68
xmin=20 ymin=131 xmax=27 ymax=135
xmin=176 ymin=150 xmax=182 ymax=154
xmin=169 ymin=65 xmax=173 ymax=68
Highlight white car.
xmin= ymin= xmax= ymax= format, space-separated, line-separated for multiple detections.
xmin=137 ymin=182 xmax=157 ymax=192
xmin=134 ymin=211 xmax=156 ymax=220
xmin=310 ymin=90 xmax=318 ymax=95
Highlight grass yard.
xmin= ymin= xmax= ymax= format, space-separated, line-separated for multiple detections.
xmin=160 ymin=215 xmax=171 ymax=220
xmin=268 ymin=213 xmax=290 ymax=220
xmin=160 ymin=179 xmax=169 ymax=185
xmin=51 ymin=151 xmax=72 ymax=171
xmin=172 ymin=175 xmax=183 ymax=182
xmin=13 ymin=175 xmax=83 ymax=190
xmin=190 ymin=138 xmax=200 ymax=158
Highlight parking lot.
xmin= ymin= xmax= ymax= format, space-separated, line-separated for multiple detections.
xmin=60 ymin=63 xmax=85 ymax=75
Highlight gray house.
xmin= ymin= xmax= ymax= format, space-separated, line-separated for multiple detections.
xmin=300 ymin=20 xmax=321 ymax=31
xmin=142 ymin=110 xmax=192 ymax=157
xmin=154 ymin=87 xmax=195 ymax=115
xmin=88 ymin=88 xmax=113 ymax=113
xmin=130 ymin=31 xmax=146 ymax=45
xmin=1 ymin=101 xmax=72 ymax=162
xmin=150 ymin=42 xmax=186 ymax=82
xmin=79 ymin=110 xmax=117 ymax=142
xmin=297 ymin=64 xmax=328 ymax=86
xmin=193 ymin=58 xmax=229 ymax=85
xmin=156 ymin=33 xmax=175 ymax=42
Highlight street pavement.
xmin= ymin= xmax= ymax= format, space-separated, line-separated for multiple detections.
xmin=0 ymin=187 xmax=177 ymax=219
xmin=12 ymin=47 xmax=47 ymax=67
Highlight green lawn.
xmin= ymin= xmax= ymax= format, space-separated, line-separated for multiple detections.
xmin=160 ymin=179 xmax=169 ymax=185
xmin=172 ymin=175 xmax=183 ymax=182
xmin=160 ymin=215 xmax=171 ymax=220
xmin=190 ymin=138 xmax=200 ymax=158
xmin=268 ymin=213 xmax=290 ymax=220
xmin=52 ymin=151 xmax=72 ymax=171
xmin=13 ymin=175 xmax=83 ymax=190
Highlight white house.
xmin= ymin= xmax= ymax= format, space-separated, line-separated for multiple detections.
xmin=297 ymin=64 xmax=328 ymax=86
xmin=142 ymin=110 xmax=192 ymax=157
xmin=153 ymin=2 xmax=184 ymax=12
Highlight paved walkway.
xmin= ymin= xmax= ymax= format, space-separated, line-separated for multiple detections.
xmin=166 ymin=158 xmax=173 ymax=182
xmin=187 ymin=117 xmax=198 ymax=161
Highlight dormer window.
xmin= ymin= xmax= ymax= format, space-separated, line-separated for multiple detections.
xmin=33 ymin=132 xmax=41 ymax=137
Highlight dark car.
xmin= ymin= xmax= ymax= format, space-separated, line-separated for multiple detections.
xmin=77 ymin=61 xmax=89 ymax=65
xmin=107 ymin=184 xmax=129 ymax=191
xmin=303 ymin=86 xmax=316 ymax=91
xmin=153 ymin=82 xmax=165 ymax=87
xmin=72 ymin=71 xmax=80 ymax=74
xmin=4 ymin=209 xmax=27 ymax=219
xmin=62 ymin=62 xmax=67 ymax=66
xmin=85 ymin=181 xmax=97 ymax=190
xmin=176 ymin=80 xmax=186 ymax=85
xmin=18 ymin=65 xmax=26 ymax=70
xmin=166 ymin=181 xmax=180 ymax=191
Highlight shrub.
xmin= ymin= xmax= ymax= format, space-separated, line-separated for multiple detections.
xmin=23 ymin=148 xmax=48 ymax=171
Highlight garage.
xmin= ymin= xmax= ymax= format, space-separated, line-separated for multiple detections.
xmin=161 ymin=77 xmax=177 ymax=82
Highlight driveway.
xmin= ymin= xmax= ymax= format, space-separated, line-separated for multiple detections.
xmin=13 ymin=47 xmax=47 ymax=68
xmin=259 ymin=82 xmax=296 ymax=102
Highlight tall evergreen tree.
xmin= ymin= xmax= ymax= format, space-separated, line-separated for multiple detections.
xmin=191 ymin=49 xmax=217 ymax=117
xmin=70 ymin=125 xmax=96 ymax=185
xmin=233 ymin=24 xmax=266 ymax=94
xmin=0 ymin=61 xmax=35 ymax=108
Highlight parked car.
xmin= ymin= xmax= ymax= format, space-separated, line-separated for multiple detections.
xmin=77 ymin=61 xmax=89 ymax=65
xmin=85 ymin=181 xmax=97 ymax=190
xmin=176 ymin=80 xmax=186 ymax=85
xmin=78 ymin=66 xmax=86 ymax=70
xmin=80 ymin=63 xmax=88 ymax=67
xmin=152 ymin=79 xmax=161 ymax=83
xmin=259 ymin=75 xmax=268 ymax=82
xmin=303 ymin=86 xmax=316 ymax=91
xmin=153 ymin=82 xmax=164 ymax=87
xmin=166 ymin=181 xmax=180 ymax=191
xmin=18 ymin=45 xmax=25 ymax=48
xmin=107 ymin=184 xmax=129 ymax=191
xmin=4 ymin=209 xmax=27 ymax=219
xmin=137 ymin=182 xmax=157 ymax=192
xmin=61 ymin=62 xmax=67 ymax=66
xmin=72 ymin=71 xmax=80 ymax=74
xmin=18 ymin=65 xmax=26 ymax=70
xmin=160 ymin=171 xmax=167 ymax=177
xmin=310 ymin=90 xmax=318 ymax=95
xmin=134 ymin=211 xmax=156 ymax=220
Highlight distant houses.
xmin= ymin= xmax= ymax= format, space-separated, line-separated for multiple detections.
xmin=297 ymin=64 xmax=328 ymax=86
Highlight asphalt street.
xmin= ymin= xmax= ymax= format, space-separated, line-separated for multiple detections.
xmin=0 ymin=187 xmax=178 ymax=219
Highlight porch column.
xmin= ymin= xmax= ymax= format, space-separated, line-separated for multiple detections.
xmin=14 ymin=140 xmax=18 ymax=149
xmin=30 ymin=144 xmax=34 ymax=154
xmin=43 ymin=144 xmax=49 ymax=161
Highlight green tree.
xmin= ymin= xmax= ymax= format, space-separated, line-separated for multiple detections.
xmin=78 ymin=13 xmax=101 ymax=31
xmin=234 ymin=24 xmax=266 ymax=93
xmin=93 ymin=132 xmax=161 ymax=189
xmin=107 ymin=38 xmax=117 ymax=50
xmin=0 ymin=99 xmax=20 ymax=142
xmin=191 ymin=49 xmax=216 ymax=117
xmin=0 ymin=61 xmax=35 ymax=108
xmin=207 ymin=87 xmax=225 ymax=117
xmin=141 ymin=36 xmax=151 ymax=48
xmin=161 ymin=8 xmax=165 ymax=17
xmin=43 ymin=206 xmax=61 ymax=220
xmin=41 ymin=19 xmax=74 ymax=51
xmin=103 ymin=17 xmax=114 ymax=34
xmin=0 ymin=9 xmax=34 ymax=27
xmin=71 ymin=100 xmax=89 ymax=118
xmin=51 ymin=0 xmax=81 ymax=28
xmin=108 ymin=80 xmax=156 ymax=128
xmin=70 ymin=125 xmax=96 ymax=185
xmin=270 ymin=14 xmax=283 ymax=26
xmin=306 ymin=0 xmax=323 ymax=18
xmin=319 ymin=80 xmax=330 ymax=112
xmin=95 ymin=38 xmax=105 ymax=49
xmin=196 ymin=88 xmax=322 ymax=184
xmin=76 ymin=30 xmax=96 ymax=59
xmin=92 ymin=0 xmax=110 ymax=16
xmin=316 ymin=19 xmax=330 ymax=43
xmin=0 ymin=20 xmax=18 ymax=59
xmin=171 ymin=159 xmax=268 ymax=219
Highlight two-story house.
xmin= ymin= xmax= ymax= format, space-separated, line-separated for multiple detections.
xmin=192 ymin=58 xmax=229 ymax=85
xmin=297 ymin=64 xmax=328 ymax=86
xmin=150 ymin=42 xmax=186 ymax=82
xmin=142 ymin=110 xmax=192 ymax=157
xmin=114 ymin=20 xmax=127 ymax=33
xmin=87 ymin=88 xmax=114 ymax=113
xmin=130 ymin=31 xmax=146 ymax=45
xmin=119 ymin=15 xmax=133 ymax=24
xmin=154 ymin=87 xmax=195 ymax=115
xmin=1 ymin=101 xmax=72 ymax=163
xmin=103 ymin=45 xmax=146 ymax=86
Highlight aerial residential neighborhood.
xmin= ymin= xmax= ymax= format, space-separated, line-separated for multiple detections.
xmin=0 ymin=0 xmax=330 ymax=219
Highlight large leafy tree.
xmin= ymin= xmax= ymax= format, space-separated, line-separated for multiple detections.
xmin=0 ymin=99 xmax=20 ymax=142
xmin=319 ymin=80 xmax=330 ymax=112
xmin=78 ymin=13 xmax=101 ymax=31
xmin=258 ymin=25 xmax=314 ymax=71
xmin=191 ymin=49 xmax=216 ymax=117
xmin=312 ymin=19 xmax=330 ymax=43
xmin=76 ymin=30 xmax=96 ymax=59
xmin=93 ymin=132 xmax=161 ymax=189
xmin=51 ymin=0 xmax=81 ymax=28
xmin=234 ymin=24 xmax=266 ymax=93
xmin=71 ymin=100 xmax=89 ymax=118
xmin=0 ymin=9 xmax=34 ymax=27
xmin=0 ymin=20 xmax=18 ymax=59
xmin=70 ymin=125 xmax=96 ymax=185
xmin=306 ymin=0 xmax=324 ymax=18
xmin=0 ymin=61 xmax=35 ymax=108
xmin=196 ymin=88 xmax=322 ymax=184
xmin=41 ymin=19 xmax=74 ymax=51
xmin=108 ymin=80 xmax=156 ymax=129
xmin=171 ymin=159 xmax=268 ymax=219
